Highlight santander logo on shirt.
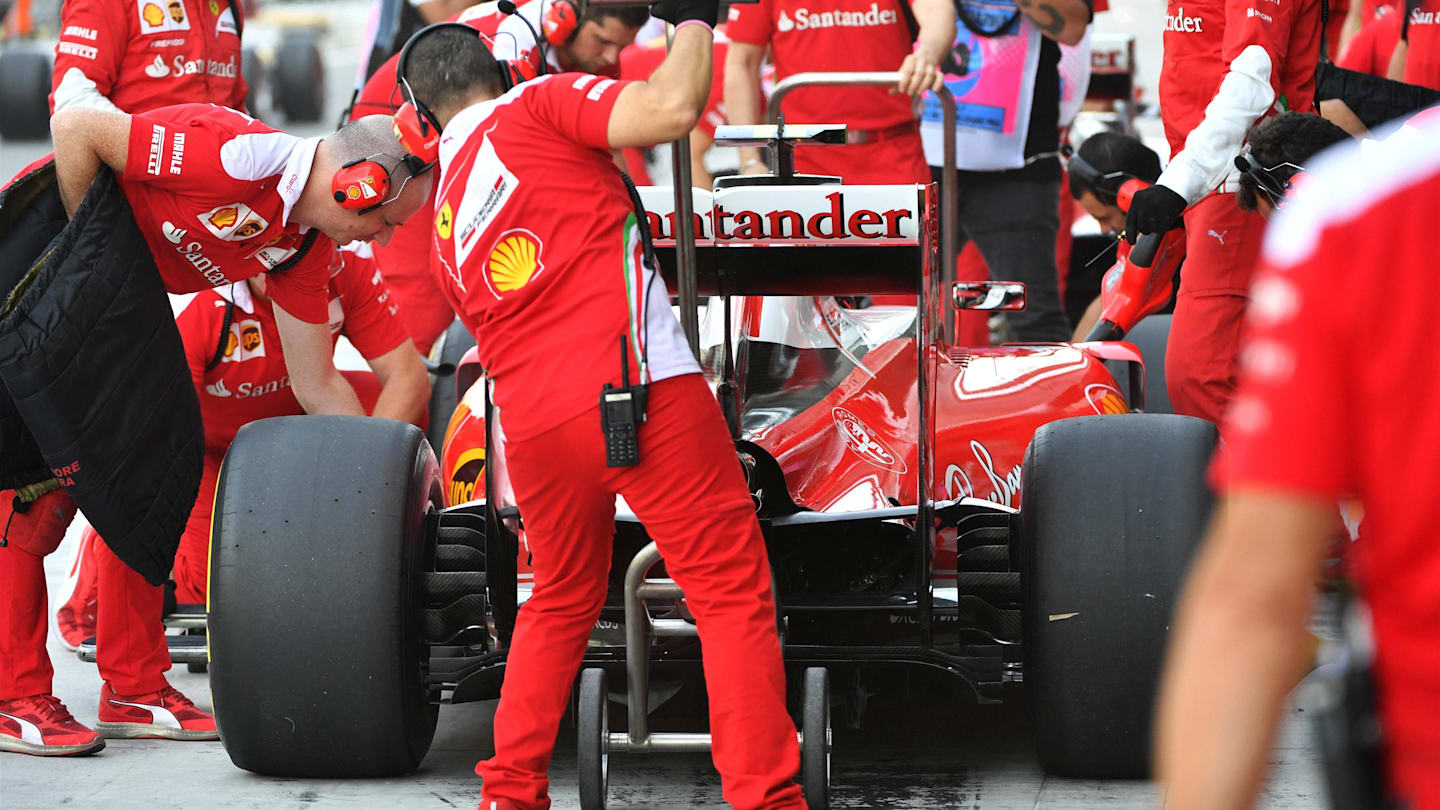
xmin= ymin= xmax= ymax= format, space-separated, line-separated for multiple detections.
xmin=161 ymin=221 xmax=227 ymax=286
xmin=776 ymin=2 xmax=899 ymax=32
xmin=1164 ymin=6 xmax=1204 ymax=32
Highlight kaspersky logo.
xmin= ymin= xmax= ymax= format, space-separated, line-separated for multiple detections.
xmin=1164 ymin=7 xmax=1203 ymax=31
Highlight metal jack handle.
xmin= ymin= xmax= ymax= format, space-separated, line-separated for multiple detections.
xmin=617 ymin=541 xmax=711 ymax=754
xmin=768 ymin=72 xmax=958 ymax=344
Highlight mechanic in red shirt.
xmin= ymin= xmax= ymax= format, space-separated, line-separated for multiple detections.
xmin=1156 ymin=113 xmax=1440 ymax=810
xmin=403 ymin=8 xmax=805 ymax=807
xmin=723 ymin=0 xmax=954 ymax=184
xmin=1064 ymin=131 xmax=1186 ymax=342
xmin=0 ymin=106 xmax=430 ymax=756
xmin=45 ymin=243 xmax=427 ymax=745
xmin=346 ymin=1 xmax=650 ymax=353
xmin=50 ymin=0 xmax=247 ymax=114
xmin=1388 ymin=0 xmax=1440 ymax=88
xmin=1124 ymin=0 xmax=1323 ymax=426
xmin=1338 ymin=0 xmax=1403 ymax=75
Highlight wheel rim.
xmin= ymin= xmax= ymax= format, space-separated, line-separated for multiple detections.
xmin=600 ymin=688 xmax=609 ymax=793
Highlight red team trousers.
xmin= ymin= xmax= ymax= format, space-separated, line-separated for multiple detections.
xmin=1166 ymin=192 xmax=1266 ymax=425
xmin=479 ymin=373 xmax=804 ymax=810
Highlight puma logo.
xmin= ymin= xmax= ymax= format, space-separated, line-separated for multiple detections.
xmin=1208 ymin=229 xmax=1228 ymax=245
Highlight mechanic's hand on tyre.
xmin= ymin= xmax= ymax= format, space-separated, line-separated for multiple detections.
xmin=895 ymin=51 xmax=944 ymax=96
xmin=1124 ymin=185 xmax=1187 ymax=244
xmin=650 ymin=0 xmax=719 ymax=26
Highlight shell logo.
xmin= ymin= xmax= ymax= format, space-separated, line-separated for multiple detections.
xmin=1085 ymin=384 xmax=1129 ymax=415
xmin=142 ymin=2 xmax=164 ymax=26
xmin=208 ymin=206 xmax=238 ymax=229
xmin=487 ymin=229 xmax=544 ymax=293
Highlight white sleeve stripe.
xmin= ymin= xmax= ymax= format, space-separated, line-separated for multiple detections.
xmin=1157 ymin=44 xmax=1276 ymax=206
xmin=51 ymin=67 xmax=124 ymax=115
xmin=1262 ymin=114 xmax=1440 ymax=268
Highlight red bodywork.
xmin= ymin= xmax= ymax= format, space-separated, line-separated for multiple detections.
xmin=440 ymin=182 xmax=1139 ymax=589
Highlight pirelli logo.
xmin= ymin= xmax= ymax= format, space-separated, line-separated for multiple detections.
xmin=146 ymin=124 xmax=166 ymax=176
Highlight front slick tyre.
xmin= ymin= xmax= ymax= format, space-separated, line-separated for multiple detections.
xmin=209 ymin=415 xmax=442 ymax=777
xmin=1020 ymin=414 xmax=1216 ymax=778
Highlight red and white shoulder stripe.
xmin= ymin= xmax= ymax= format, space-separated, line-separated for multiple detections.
xmin=1263 ymin=108 xmax=1440 ymax=269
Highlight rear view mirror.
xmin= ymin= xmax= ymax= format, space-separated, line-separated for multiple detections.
xmin=952 ymin=281 xmax=1026 ymax=311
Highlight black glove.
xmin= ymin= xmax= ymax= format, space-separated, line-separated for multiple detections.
xmin=649 ymin=0 xmax=719 ymax=26
xmin=1124 ymin=184 xmax=1187 ymax=244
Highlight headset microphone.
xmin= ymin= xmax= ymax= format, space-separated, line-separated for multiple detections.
xmin=497 ymin=0 xmax=555 ymax=75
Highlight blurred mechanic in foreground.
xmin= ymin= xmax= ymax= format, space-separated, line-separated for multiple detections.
xmin=47 ymin=243 xmax=426 ymax=744
xmin=402 ymin=5 xmax=805 ymax=806
xmin=347 ymin=0 xmax=650 ymax=353
xmin=1156 ymin=113 xmax=1440 ymax=810
xmin=0 ymin=109 xmax=429 ymax=756
xmin=724 ymin=0 xmax=953 ymax=185
xmin=49 ymin=0 xmax=247 ymax=115
xmin=1125 ymin=0 xmax=1322 ymax=426
xmin=920 ymin=0 xmax=1092 ymax=343
xmin=1064 ymin=131 xmax=1184 ymax=342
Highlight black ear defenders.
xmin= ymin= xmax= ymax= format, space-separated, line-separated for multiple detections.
xmin=1067 ymin=151 xmax=1133 ymax=206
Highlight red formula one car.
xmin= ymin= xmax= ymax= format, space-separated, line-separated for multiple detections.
xmin=206 ymin=94 xmax=1216 ymax=809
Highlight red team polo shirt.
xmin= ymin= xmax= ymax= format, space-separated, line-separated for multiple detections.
xmin=1159 ymin=0 xmax=1324 ymax=157
xmin=1216 ymin=114 xmax=1440 ymax=809
xmin=1403 ymin=0 xmax=1440 ymax=90
xmin=726 ymin=0 xmax=915 ymax=131
xmin=432 ymin=73 xmax=697 ymax=442
xmin=119 ymin=103 xmax=334 ymax=324
xmin=50 ymin=0 xmax=246 ymax=114
xmin=177 ymin=244 xmax=410 ymax=451
xmin=1338 ymin=5 xmax=1403 ymax=76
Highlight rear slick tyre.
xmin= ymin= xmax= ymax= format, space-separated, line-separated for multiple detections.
xmin=1020 ymin=414 xmax=1216 ymax=778
xmin=802 ymin=667 xmax=831 ymax=809
xmin=209 ymin=416 xmax=442 ymax=776
xmin=578 ymin=668 xmax=609 ymax=810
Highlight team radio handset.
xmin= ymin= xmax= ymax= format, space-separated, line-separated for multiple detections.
xmin=602 ymin=336 xmax=648 ymax=467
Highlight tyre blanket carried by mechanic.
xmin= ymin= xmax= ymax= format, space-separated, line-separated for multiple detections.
xmin=0 ymin=162 xmax=203 ymax=585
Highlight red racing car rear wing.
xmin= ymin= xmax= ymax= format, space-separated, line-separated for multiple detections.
xmin=637 ymin=178 xmax=951 ymax=641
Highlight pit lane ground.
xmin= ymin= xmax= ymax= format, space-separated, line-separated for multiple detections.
xmin=0 ymin=518 xmax=1330 ymax=810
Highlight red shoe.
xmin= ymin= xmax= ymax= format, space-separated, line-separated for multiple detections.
xmin=96 ymin=683 xmax=219 ymax=740
xmin=55 ymin=530 xmax=100 ymax=651
xmin=0 ymin=695 xmax=106 ymax=756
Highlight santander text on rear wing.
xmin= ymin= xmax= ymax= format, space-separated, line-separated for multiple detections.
xmin=638 ymin=183 xmax=938 ymax=297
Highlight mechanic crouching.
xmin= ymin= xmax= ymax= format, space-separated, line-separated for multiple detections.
xmin=0 ymin=108 xmax=431 ymax=756
xmin=399 ymin=4 xmax=805 ymax=807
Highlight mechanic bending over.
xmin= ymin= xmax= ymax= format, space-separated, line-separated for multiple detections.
xmin=1064 ymin=131 xmax=1183 ymax=342
xmin=1233 ymin=112 xmax=1351 ymax=219
xmin=1157 ymin=113 xmax=1440 ymax=810
xmin=724 ymin=0 xmax=954 ymax=185
xmin=346 ymin=0 xmax=650 ymax=353
xmin=48 ymin=242 xmax=427 ymax=737
xmin=1124 ymin=0 xmax=1322 ymax=426
xmin=919 ymin=0 xmax=1093 ymax=343
xmin=50 ymin=0 xmax=247 ymax=116
xmin=0 ymin=110 xmax=430 ymax=757
xmin=400 ymin=7 xmax=806 ymax=807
